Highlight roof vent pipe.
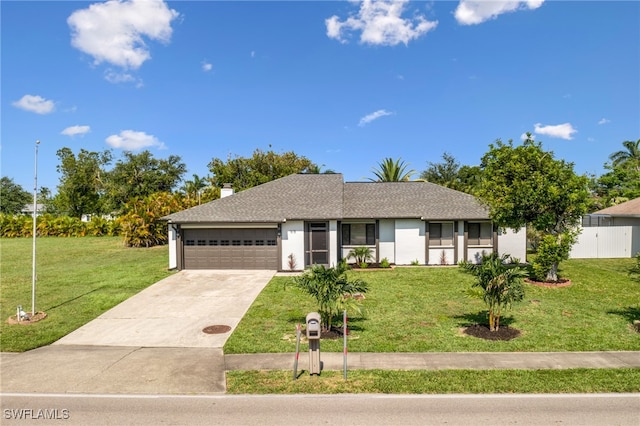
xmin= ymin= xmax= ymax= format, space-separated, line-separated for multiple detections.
xmin=221 ymin=183 xmax=234 ymax=198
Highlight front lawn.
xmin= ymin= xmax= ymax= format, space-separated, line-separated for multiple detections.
xmin=1 ymin=237 xmax=172 ymax=352
xmin=224 ymin=259 xmax=640 ymax=354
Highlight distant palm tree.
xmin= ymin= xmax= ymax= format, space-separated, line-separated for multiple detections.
xmin=369 ymin=158 xmax=415 ymax=182
xmin=610 ymin=139 xmax=640 ymax=171
xmin=181 ymin=174 xmax=207 ymax=204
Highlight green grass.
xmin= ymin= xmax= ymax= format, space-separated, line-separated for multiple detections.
xmin=1 ymin=237 xmax=172 ymax=352
xmin=226 ymin=368 xmax=640 ymax=394
xmin=224 ymin=260 xmax=640 ymax=354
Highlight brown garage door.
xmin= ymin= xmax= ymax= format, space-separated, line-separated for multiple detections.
xmin=183 ymin=228 xmax=278 ymax=270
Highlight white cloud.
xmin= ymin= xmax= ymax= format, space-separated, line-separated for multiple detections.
xmin=202 ymin=62 xmax=213 ymax=72
xmin=250 ymin=51 xmax=256 ymax=58
xmin=67 ymin=0 xmax=179 ymax=70
xmin=359 ymin=109 xmax=394 ymax=127
xmin=454 ymin=1 xmax=544 ymax=26
xmin=598 ymin=118 xmax=610 ymax=125
xmin=326 ymin=0 xmax=438 ymax=46
xmin=61 ymin=125 xmax=91 ymax=137
xmin=106 ymin=130 xmax=166 ymax=150
xmin=12 ymin=94 xmax=55 ymax=114
xmin=533 ymin=122 xmax=577 ymax=140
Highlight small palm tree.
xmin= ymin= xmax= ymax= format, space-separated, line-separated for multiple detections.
xmin=610 ymin=139 xmax=640 ymax=171
xmin=459 ymin=253 xmax=528 ymax=332
xmin=292 ymin=261 xmax=368 ymax=331
xmin=369 ymin=158 xmax=415 ymax=182
xmin=347 ymin=246 xmax=374 ymax=266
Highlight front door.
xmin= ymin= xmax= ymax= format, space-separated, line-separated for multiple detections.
xmin=307 ymin=222 xmax=329 ymax=266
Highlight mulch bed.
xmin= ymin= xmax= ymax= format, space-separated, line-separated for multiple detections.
xmin=463 ymin=324 xmax=521 ymax=341
xmin=525 ymin=278 xmax=572 ymax=288
xmin=6 ymin=311 xmax=47 ymax=325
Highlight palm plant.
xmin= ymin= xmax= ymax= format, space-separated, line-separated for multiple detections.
xmin=369 ymin=158 xmax=415 ymax=182
xmin=610 ymin=139 xmax=640 ymax=171
xmin=459 ymin=253 xmax=528 ymax=331
xmin=347 ymin=246 xmax=374 ymax=266
xmin=292 ymin=261 xmax=368 ymax=331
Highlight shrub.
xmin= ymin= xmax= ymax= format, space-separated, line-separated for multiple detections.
xmin=459 ymin=252 xmax=528 ymax=332
xmin=379 ymin=257 xmax=391 ymax=268
xmin=347 ymin=246 xmax=374 ymax=265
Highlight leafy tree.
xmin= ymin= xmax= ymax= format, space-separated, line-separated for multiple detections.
xmin=54 ymin=148 xmax=112 ymax=218
xmin=369 ymin=157 xmax=415 ymax=182
xmin=292 ymin=262 xmax=368 ymax=331
xmin=208 ymin=149 xmax=316 ymax=192
xmin=0 ymin=177 xmax=31 ymax=214
xmin=477 ymin=136 xmax=589 ymax=282
xmin=420 ymin=153 xmax=482 ymax=194
xmin=459 ymin=252 xmax=528 ymax=332
xmin=105 ymin=151 xmax=186 ymax=212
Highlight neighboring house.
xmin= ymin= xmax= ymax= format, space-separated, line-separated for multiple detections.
xmin=162 ymin=174 xmax=526 ymax=271
xmin=571 ymin=197 xmax=640 ymax=259
xmin=21 ymin=203 xmax=45 ymax=216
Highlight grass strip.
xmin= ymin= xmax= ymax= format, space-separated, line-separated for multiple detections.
xmin=226 ymin=368 xmax=640 ymax=394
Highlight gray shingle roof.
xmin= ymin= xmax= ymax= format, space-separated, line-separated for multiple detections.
xmin=594 ymin=197 xmax=640 ymax=216
xmin=163 ymin=173 xmax=344 ymax=223
xmin=163 ymin=174 xmax=489 ymax=223
xmin=344 ymin=181 xmax=489 ymax=220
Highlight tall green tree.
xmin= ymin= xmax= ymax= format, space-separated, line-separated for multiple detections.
xmin=0 ymin=177 xmax=31 ymax=214
xmin=369 ymin=157 xmax=415 ymax=182
xmin=477 ymin=136 xmax=589 ymax=282
xmin=208 ymin=149 xmax=316 ymax=192
xmin=54 ymin=148 xmax=112 ymax=218
xmin=105 ymin=151 xmax=186 ymax=212
xmin=420 ymin=153 xmax=482 ymax=194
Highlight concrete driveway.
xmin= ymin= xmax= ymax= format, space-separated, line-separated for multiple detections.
xmin=54 ymin=270 xmax=275 ymax=348
xmin=1 ymin=270 xmax=274 ymax=394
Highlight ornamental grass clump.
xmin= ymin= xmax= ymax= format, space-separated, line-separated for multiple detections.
xmin=459 ymin=253 xmax=528 ymax=332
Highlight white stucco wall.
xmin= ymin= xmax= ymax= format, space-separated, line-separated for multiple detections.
xmin=498 ymin=227 xmax=527 ymax=261
xmin=570 ymin=225 xmax=640 ymax=258
xmin=428 ymin=248 xmax=455 ymax=265
xmin=329 ymin=220 xmax=339 ymax=267
xmin=395 ymin=219 xmax=425 ymax=265
xmin=378 ymin=219 xmax=396 ymax=264
xmin=168 ymin=224 xmax=177 ymax=269
xmin=281 ymin=220 xmax=305 ymax=270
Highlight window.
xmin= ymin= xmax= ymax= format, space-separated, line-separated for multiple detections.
xmin=468 ymin=222 xmax=492 ymax=245
xmin=220 ymin=240 xmax=230 ymax=246
xmin=197 ymin=240 xmax=206 ymax=246
xmin=429 ymin=222 xmax=454 ymax=246
xmin=209 ymin=240 xmax=218 ymax=246
xmin=342 ymin=223 xmax=375 ymax=245
xmin=232 ymin=240 xmax=241 ymax=246
xmin=243 ymin=240 xmax=253 ymax=246
xmin=185 ymin=240 xmax=195 ymax=246
xmin=255 ymin=240 xmax=265 ymax=246
xmin=267 ymin=240 xmax=277 ymax=246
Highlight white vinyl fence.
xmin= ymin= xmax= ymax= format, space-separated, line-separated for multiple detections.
xmin=570 ymin=226 xmax=640 ymax=259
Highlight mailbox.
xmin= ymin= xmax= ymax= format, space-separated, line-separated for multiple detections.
xmin=306 ymin=312 xmax=322 ymax=375
xmin=306 ymin=312 xmax=321 ymax=340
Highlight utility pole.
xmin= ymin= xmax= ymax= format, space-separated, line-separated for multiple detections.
xmin=32 ymin=140 xmax=40 ymax=315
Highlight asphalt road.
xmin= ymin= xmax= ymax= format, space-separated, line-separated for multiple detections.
xmin=2 ymin=393 xmax=639 ymax=425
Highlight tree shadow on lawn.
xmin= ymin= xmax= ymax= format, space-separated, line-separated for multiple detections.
xmin=453 ymin=311 xmax=516 ymax=328
xmin=607 ymin=306 xmax=640 ymax=332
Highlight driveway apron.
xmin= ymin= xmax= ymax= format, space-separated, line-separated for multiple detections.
xmin=54 ymin=270 xmax=275 ymax=348
xmin=1 ymin=270 xmax=274 ymax=394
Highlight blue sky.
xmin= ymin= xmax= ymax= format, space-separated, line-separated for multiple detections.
xmin=2 ymin=0 xmax=639 ymax=194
